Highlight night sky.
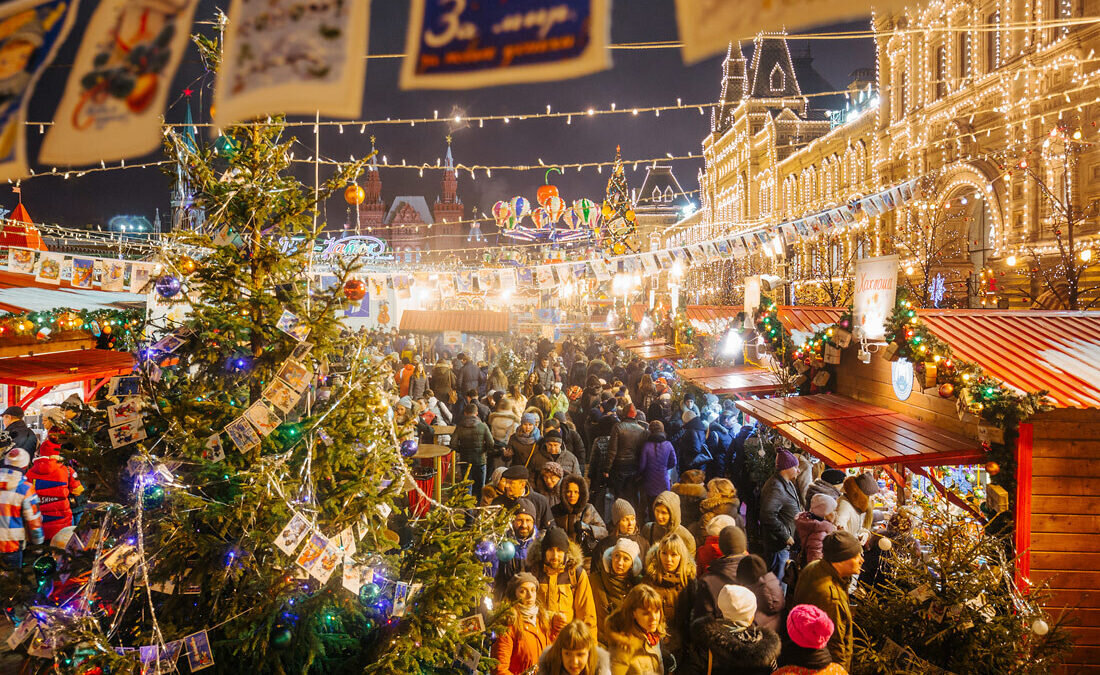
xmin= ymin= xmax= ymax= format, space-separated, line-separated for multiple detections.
xmin=15 ymin=1 xmax=874 ymax=232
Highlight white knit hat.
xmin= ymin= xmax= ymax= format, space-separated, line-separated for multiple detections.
xmin=706 ymin=514 xmax=738 ymax=537
xmin=3 ymin=447 xmax=29 ymax=470
xmin=611 ymin=537 xmax=641 ymax=562
xmin=717 ymin=584 xmax=757 ymax=627
xmin=810 ymin=494 xmax=838 ymax=518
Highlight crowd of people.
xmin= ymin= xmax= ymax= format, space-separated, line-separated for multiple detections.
xmin=381 ymin=330 xmax=884 ymax=675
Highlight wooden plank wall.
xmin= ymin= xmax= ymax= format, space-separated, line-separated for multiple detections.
xmin=835 ymin=348 xmax=982 ymax=441
xmin=1028 ymin=408 xmax=1100 ymax=673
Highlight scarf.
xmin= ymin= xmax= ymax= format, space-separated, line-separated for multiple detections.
xmin=645 ymin=632 xmax=661 ymax=646
xmin=518 ymin=603 xmax=539 ymax=626
xmin=603 ymin=572 xmax=634 ymax=606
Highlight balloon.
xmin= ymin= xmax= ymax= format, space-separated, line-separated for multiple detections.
xmin=510 ymin=196 xmax=531 ymax=221
xmin=544 ymin=195 xmax=566 ymax=224
xmin=345 ymin=184 xmax=366 ymax=205
xmin=344 ymin=279 xmax=367 ymax=302
xmin=474 ymin=540 xmax=496 ymax=563
xmin=530 ymin=208 xmax=548 ymax=230
xmin=496 ymin=540 xmax=516 ymax=562
xmin=573 ymin=199 xmax=599 ymax=228
xmin=561 ymin=209 xmax=579 ymax=229
xmin=155 ymin=275 xmax=181 ymax=298
xmin=537 ymin=184 xmax=559 ymax=206
xmin=492 ymin=200 xmax=512 ymax=226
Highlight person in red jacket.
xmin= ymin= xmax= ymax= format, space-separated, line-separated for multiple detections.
xmin=25 ymin=433 xmax=83 ymax=541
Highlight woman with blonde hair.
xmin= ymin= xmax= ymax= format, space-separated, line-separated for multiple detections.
xmin=493 ymin=572 xmax=555 ymax=675
xmin=537 ymin=620 xmax=612 ymax=675
xmin=643 ymin=533 xmax=696 ymax=664
xmin=605 ymin=584 xmax=666 ymax=675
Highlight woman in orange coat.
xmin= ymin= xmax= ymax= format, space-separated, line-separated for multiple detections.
xmin=493 ymin=572 xmax=556 ymax=675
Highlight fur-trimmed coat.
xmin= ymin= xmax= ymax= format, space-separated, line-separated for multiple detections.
xmin=552 ymin=474 xmax=609 ymax=545
xmin=527 ymin=537 xmax=598 ymax=638
xmin=606 ymin=626 xmax=664 ymax=675
xmin=681 ymin=618 xmax=780 ymax=675
xmin=671 ymin=470 xmax=706 ymax=530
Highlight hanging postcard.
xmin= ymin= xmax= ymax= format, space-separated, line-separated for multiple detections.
xmin=214 ymin=0 xmax=369 ymax=125
xmin=401 ymin=0 xmax=611 ymax=89
xmin=9 ymin=248 xmax=35 ymax=274
xmin=70 ymin=257 xmax=95 ymax=288
xmin=0 ymin=0 xmax=80 ymax=182
xmin=130 ymin=262 xmax=155 ymax=293
xmin=40 ymin=0 xmax=200 ymax=165
xmin=35 ymin=252 xmax=63 ymax=284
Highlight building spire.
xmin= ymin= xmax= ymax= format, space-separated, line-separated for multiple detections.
xmin=444 ymin=135 xmax=454 ymax=170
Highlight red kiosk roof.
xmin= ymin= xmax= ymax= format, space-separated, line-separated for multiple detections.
xmin=0 ymin=349 xmax=135 ymax=388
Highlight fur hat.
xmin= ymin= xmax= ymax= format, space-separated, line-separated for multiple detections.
xmin=821 ymin=468 xmax=846 ymax=485
xmin=681 ymin=409 xmax=697 ymax=424
xmin=706 ymin=514 xmax=738 ymax=537
xmin=717 ymin=584 xmax=757 ymax=627
xmin=855 ymin=472 xmax=880 ymax=497
xmin=810 ymin=494 xmax=838 ymax=518
xmin=611 ymin=498 xmax=635 ymax=526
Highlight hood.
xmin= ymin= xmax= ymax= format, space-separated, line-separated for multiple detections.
xmin=527 ymin=535 xmax=585 ymax=576
xmin=672 ymin=480 xmax=707 ymax=499
xmin=647 ymin=432 xmax=668 ymax=444
xmin=652 ymin=491 xmax=682 ymax=530
xmin=489 ymin=410 xmax=519 ymax=423
xmin=795 ymin=511 xmax=836 ymax=535
xmin=685 ymin=415 xmax=709 ymax=431
xmin=457 ymin=415 xmax=480 ymax=428
xmin=558 ymin=474 xmax=590 ymax=514
xmin=601 ymin=543 xmax=644 ymax=578
xmin=701 ymin=478 xmax=739 ymax=512
xmin=696 ymin=619 xmax=781 ymax=667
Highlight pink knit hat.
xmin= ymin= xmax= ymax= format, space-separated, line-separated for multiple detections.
xmin=787 ymin=604 xmax=834 ymax=650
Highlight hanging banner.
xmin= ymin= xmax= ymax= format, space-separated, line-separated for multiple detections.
xmin=853 ymin=254 xmax=898 ymax=341
xmin=401 ymin=0 xmax=612 ymax=89
xmin=214 ymin=0 xmax=369 ymax=125
xmin=0 ymin=0 xmax=80 ymax=182
xmin=674 ymin=0 xmax=906 ymax=64
xmin=40 ymin=0 xmax=200 ymax=165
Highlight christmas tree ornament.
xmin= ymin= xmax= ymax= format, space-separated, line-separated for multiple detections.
xmin=343 ymin=279 xmax=367 ymax=302
xmin=359 ymin=582 xmax=381 ymax=605
xmin=271 ymin=628 xmax=293 ymax=649
xmin=496 ymin=540 xmax=516 ymax=562
xmin=179 ymin=256 xmax=197 ymax=275
xmin=400 ymin=439 xmax=419 ymax=457
xmin=474 ymin=540 xmax=496 ymax=563
xmin=142 ymin=483 xmax=166 ymax=509
xmin=938 ymin=382 xmax=955 ymax=398
xmin=878 ymin=537 xmax=893 ymax=551
xmin=984 ymin=461 xmax=1000 ymax=476
xmin=155 ymin=275 xmax=181 ymax=299
xmin=33 ymin=554 xmax=57 ymax=594
xmin=344 ymin=184 xmax=365 ymax=205
xmin=215 ymin=135 xmax=238 ymax=159
xmin=1031 ymin=618 xmax=1049 ymax=636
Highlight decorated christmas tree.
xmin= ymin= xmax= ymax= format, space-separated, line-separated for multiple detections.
xmin=599 ymin=146 xmax=638 ymax=254
xmin=853 ymin=504 xmax=1073 ymax=674
xmin=4 ymin=79 xmax=508 ymax=675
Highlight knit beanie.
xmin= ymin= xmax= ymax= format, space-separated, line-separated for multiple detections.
xmin=542 ymin=462 xmax=564 ymax=478
xmin=396 ymin=396 xmax=414 ymax=410
xmin=821 ymin=468 xmax=846 ymax=485
xmin=610 ymin=538 xmax=642 ymax=564
xmin=681 ymin=409 xmax=697 ymax=424
xmin=543 ymin=429 xmax=563 ymax=443
xmin=706 ymin=514 xmax=738 ymax=537
xmin=542 ymin=527 xmax=570 ymax=554
xmin=521 ymin=412 xmax=539 ymax=426
xmin=810 ymin=494 xmax=838 ymax=518
xmin=507 ymin=572 xmax=539 ymax=599
xmin=787 ymin=604 xmax=835 ymax=650
xmin=822 ymin=531 xmax=863 ymax=563
xmin=718 ymin=525 xmax=747 ymax=555
xmin=610 ymin=498 xmax=635 ymax=526
xmin=736 ymin=554 xmax=768 ymax=585
xmin=716 ymin=584 xmax=758 ymax=627
xmin=513 ymin=498 xmax=537 ymax=519
xmin=855 ymin=472 xmax=880 ymax=497
xmin=775 ymin=449 xmax=799 ymax=471
xmin=3 ymin=447 xmax=29 ymax=470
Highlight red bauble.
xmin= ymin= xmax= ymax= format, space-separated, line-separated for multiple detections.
xmin=343 ymin=279 xmax=367 ymax=302
xmin=537 ymin=184 xmax=559 ymax=206
xmin=985 ymin=461 xmax=1001 ymax=476
xmin=938 ymin=382 xmax=955 ymax=398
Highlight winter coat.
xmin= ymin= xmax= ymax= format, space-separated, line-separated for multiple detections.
xmin=804 ymin=479 xmax=842 ymax=505
xmin=492 ymin=527 xmax=538 ymax=595
xmin=795 ymin=512 xmax=837 ymax=563
xmin=695 ymin=536 xmax=723 ymax=575
xmin=692 ymin=554 xmax=746 ymax=622
xmin=493 ymin=613 xmax=554 ymax=675
xmin=682 ymin=618 xmax=780 ymax=675
xmin=0 ymin=467 xmax=43 ymax=553
xmin=494 ymin=488 xmax=554 ymax=533
xmin=590 ymin=548 xmax=642 ymax=642
xmin=704 ymin=422 xmax=735 ymax=477
xmin=449 ymin=415 xmax=494 ymax=466
xmin=528 ymin=538 xmax=598 ymax=638
xmin=455 ymin=360 xmax=481 ymax=396
xmin=430 ymin=364 xmax=457 ymax=401
xmin=536 ymin=476 xmax=564 ymax=509
xmin=676 ymin=416 xmax=710 ymax=471
xmin=409 ymin=373 xmax=429 ymax=400
xmin=568 ymin=361 xmax=589 ymax=390
xmin=488 ymin=371 xmax=510 ymax=393
xmin=607 ymin=420 xmax=649 ymax=472
xmin=636 ymin=434 xmax=677 ymax=499
xmin=488 ymin=410 xmax=520 ymax=444
xmin=552 ymin=474 xmax=608 ymax=546
xmin=530 ymin=443 xmax=582 ymax=477
xmin=538 ymin=643 xmax=613 ymax=675
xmin=743 ymin=572 xmax=785 ymax=633
xmin=640 ymin=491 xmax=696 ymax=555
xmin=671 ymin=472 xmax=706 ymax=530
xmin=647 ymin=394 xmax=673 ymax=426
xmin=834 ymin=497 xmax=870 ymax=540
xmin=534 ymin=365 xmax=556 ymax=390
xmin=759 ymin=474 xmax=802 ymax=553
xmin=549 ymin=392 xmax=570 ymax=418
xmin=587 ymin=359 xmax=613 ymax=384
xmin=507 ymin=432 xmax=539 ymax=468
xmin=587 ymin=409 xmax=620 ymax=444
xmin=644 ymin=558 xmax=695 ymax=659
xmin=792 ymin=560 xmax=853 ymax=670
xmin=5 ymin=420 xmax=37 ymax=456
xmin=606 ymin=626 xmax=664 ymax=675
xmin=396 ymin=364 xmax=415 ymax=396
xmin=26 ymin=456 xmax=83 ymax=540
xmin=503 ymin=394 xmax=528 ymax=417
xmin=558 ymin=423 xmax=588 ymax=473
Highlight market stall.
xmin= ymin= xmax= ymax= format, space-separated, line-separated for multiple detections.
xmin=686 ymin=304 xmax=845 ymax=336
xmin=398 ymin=309 xmax=509 ymax=361
xmin=0 ymin=348 xmax=136 ymax=409
xmin=677 ymin=364 xmax=780 ymax=398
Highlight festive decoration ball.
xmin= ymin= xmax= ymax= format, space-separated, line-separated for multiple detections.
xmin=537 ymin=184 xmax=559 ymax=206
xmin=214 ymin=135 xmax=238 ymax=159
xmin=938 ymin=383 xmax=955 ymax=398
xmin=878 ymin=537 xmax=893 ymax=551
xmin=155 ymin=275 xmax=181 ymax=299
xmin=474 ymin=540 xmax=496 ymax=563
xmin=33 ymin=554 xmax=57 ymax=594
xmin=625 ymin=209 xmax=636 ymax=221
xmin=359 ymin=582 xmax=381 ymax=605
xmin=344 ymin=184 xmax=366 ymax=205
xmin=984 ymin=461 xmax=1001 ymax=476
xmin=400 ymin=438 xmax=419 ymax=458
xmin=601 ymin=202 xmax=613 ymax=218
xmin=179 ymin=256 xmax=197 ymax=275
xmin=496 ymin=540 xmax=516 ymax=562
xmin=1031 ymin=618 xmax=1049 ymax=636
xmin=142 ymin=484 xmax=166 ymax=509
xmin=343 ymin=279 xmax=367 ymax=302
xmin=271 ymin=628 xmax=293 ymax=649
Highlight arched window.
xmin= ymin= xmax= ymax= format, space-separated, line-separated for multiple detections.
xmin=770 ymin=64 xmax=785 ymax=91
